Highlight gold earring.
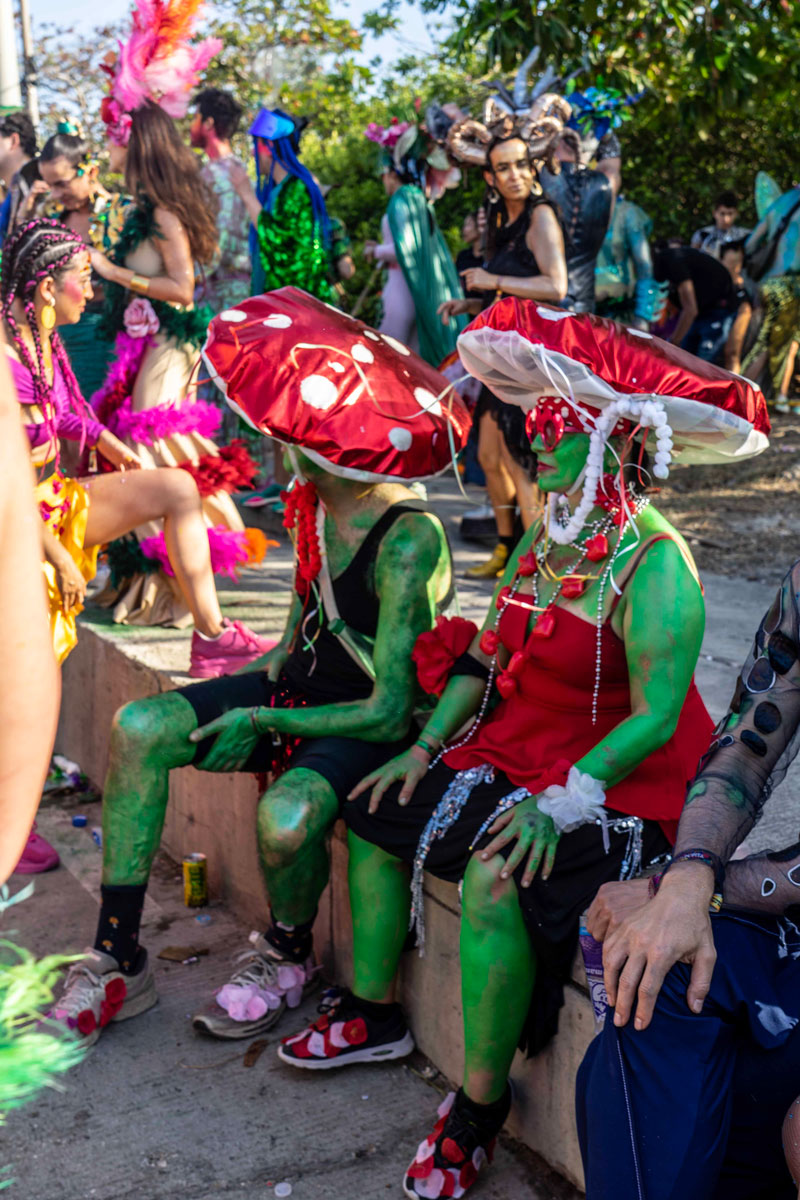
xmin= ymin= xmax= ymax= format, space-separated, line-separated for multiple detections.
xmin=41 ymin=304 xmax=56 ymax=331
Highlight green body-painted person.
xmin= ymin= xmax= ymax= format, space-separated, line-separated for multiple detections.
xmin=278 ymin=301 xmax=770 ymax=1200
xmin=48 ymin=288 xmax=469 ymax=1046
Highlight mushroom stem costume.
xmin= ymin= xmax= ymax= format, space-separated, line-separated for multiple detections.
xmin=48 ymin=290 xmax=469 ymax=1051
xmin=279 ymin=300 xmax=769 ymax=1200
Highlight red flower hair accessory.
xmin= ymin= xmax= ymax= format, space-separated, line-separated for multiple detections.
xmin=412 ymin=616 xmax=479 ymax=697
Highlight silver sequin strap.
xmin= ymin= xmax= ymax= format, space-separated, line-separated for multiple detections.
xmin=410 ymin=764 xmax=494 ymax=955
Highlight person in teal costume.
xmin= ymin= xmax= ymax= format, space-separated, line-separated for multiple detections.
xmin=595 ymin=193 xmax=668 ymax=329
xmin=365 ymin=124 xmax=465 ymax=368
xmin=231 ymin=108 xmax=332 ymax=302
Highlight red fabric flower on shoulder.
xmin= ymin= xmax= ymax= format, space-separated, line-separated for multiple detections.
xmin=412 ymin=616 xmax=479 ymax=697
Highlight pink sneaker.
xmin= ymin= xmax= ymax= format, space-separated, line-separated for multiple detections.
xmin=14 ymin=823 xmax=60 ymax=874
xmin=189 ymin=619 xmax=277 ymax=679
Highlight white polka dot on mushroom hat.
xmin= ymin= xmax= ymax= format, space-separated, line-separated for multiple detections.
xmin=364 ymin=330 xmax=380 ymax=341
xmin=381 ymin=334 xmax=411 ymax=356
xmin=220 ymin=309 xmax=246 ymax=322
xmin=300 ymin=374 xmax=338 ymax=410
xmin=413 ymin=387 xmax=442 ymax=417
xmin=263 ymin=314 xmax=293 ymax=328
xmin=388 ymin=427 xmax=413 ymax=451
xmin=328 ymin=361 xmax=345 ymax=374
xmin=351 ymin=344 xmax=375 ymax=364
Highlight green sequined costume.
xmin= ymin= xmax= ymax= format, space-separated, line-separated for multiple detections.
xmin=252 ymin=175 xmax=331 ymax=302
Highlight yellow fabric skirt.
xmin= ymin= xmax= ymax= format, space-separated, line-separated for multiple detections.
xmin=36 ymin=473 xmax=99 ymax=665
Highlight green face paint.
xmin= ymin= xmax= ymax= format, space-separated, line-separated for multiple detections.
xmin=531 ymin=430 xmax=590 ymax=493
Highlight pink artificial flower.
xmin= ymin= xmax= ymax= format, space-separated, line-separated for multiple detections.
xmin=123 ymin=297 xmax=160 ymax=339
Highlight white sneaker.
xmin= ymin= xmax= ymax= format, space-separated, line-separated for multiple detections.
xmin=50 ymin=947 xmax=157 ymax=1047
xmin=192 ymin=932 xmax=318 ymax=1040
xmin=463 ymin=503 xmax=494 ymax=521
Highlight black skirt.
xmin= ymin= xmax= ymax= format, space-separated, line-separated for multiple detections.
xmin=344 ymin=758 xmax=670 ymax=1054
xmin=476 ymin=385 xmax=538 ymax=478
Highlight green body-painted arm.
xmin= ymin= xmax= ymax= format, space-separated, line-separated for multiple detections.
xmin=575 ymin=538 xmax=705 ymax=786
xmin=257 ymin=511 xmax=451 ymax=742
xmin=238 ymin=589 xmax=304 ymax=678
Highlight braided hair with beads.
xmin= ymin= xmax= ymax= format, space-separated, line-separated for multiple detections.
xmin=0 ymin=217 xmax=96 ymax=459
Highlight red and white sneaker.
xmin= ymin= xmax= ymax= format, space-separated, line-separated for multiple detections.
xmin=278 ymin=989 xmax=414 ymax=1070
xmin=403 ymin=1089 xmax=505 ymax=1199
xmin=50 ymin=947 xmax=157 ymax=1048
xmin=189 ymin=619 xmax=276 ymax=678
xmin=13 ymin=823 xmax=59 ymax=874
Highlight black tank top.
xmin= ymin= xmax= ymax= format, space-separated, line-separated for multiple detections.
xmin=282 ymin=501 xmax=453 ymax=705
xmin=483 ymin=199 xmax=553 ymax=302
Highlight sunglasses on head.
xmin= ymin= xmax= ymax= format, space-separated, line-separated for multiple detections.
xmin=525 ymin=401 xmax=586 ymax=451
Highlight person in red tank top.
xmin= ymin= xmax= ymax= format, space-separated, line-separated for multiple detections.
xmin=278 ymin=303 xmax=770 ymax=1200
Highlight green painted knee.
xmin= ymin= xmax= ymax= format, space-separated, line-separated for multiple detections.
xmin=462 ymin=853 xmax=520 ymax=932
xmin=109 ymin=693 xmax=195 ymax=771
xmin=257 ymin=769 xmax=338 ymax=872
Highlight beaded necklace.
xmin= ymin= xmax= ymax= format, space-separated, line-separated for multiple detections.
xmin=430 ymin=489 xmax=650 ymax=766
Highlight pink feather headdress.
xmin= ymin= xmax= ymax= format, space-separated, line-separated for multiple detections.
xmin=100 ymin=0 xmax=222 ymax=145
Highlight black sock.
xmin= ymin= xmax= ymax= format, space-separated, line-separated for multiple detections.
xmin=498 ymin=534 xmax=516 ymax=555
xmin=264 ymin=910 xmax=316 ymax=963
xmin=352 ymin=995 xmax=402 ymax=1023
xmin=94 ymin=883 xmax=147 ymax=975
xmin=456 ymin=1084 xmax=512 ymax=1140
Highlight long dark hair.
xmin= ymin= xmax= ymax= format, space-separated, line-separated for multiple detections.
xmin=0 ymin=218 xmax=95 ymax=445
xmin=126 ymin=103 xmax=218 ymax=264
xmin=40 ymin=130 xmax=92 ymax=171
xmin=483 ymin=135 xmax=550 ymax=262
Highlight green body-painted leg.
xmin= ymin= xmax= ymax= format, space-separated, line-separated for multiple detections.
xmin=257 ymin=767 xmax=340 ymax=925
xmin=348 ymin=831 xmax=410 ymax=1003
xmin=460 ymin=854 xmax=536 ymax=1105
xmin=102 ymin=693 xmax=198 ymax=886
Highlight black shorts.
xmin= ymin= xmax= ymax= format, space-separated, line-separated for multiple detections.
xmin=345 ymin=758 xmax=670 ymax=1053
xmin=174 ymin=672 xmax=414 ymax=804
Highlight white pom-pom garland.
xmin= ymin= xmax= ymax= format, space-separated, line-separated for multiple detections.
xmin=546 ymin=394 xmax=673 ymax=544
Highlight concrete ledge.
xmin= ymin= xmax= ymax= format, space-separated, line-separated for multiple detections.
xmin=58 ymin=610 xmax=592 ymax=1189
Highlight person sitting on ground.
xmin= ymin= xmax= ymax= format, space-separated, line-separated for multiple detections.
xmin=190 ymin=87 xmax=252 ymax=314
xmin=0 ymin=110 xmax=38 ymax=244
xmin=278 ymin=303 xmax=766 ymax=1200
xmin=578 ymin=555 xmax=800 ymax=1200
xmin=48 ymin=296 xmax=456 ymax=1049
xmin=2 ymin=218 xmax=272 ymax=676
xmin=653 ymin=239 xmax=744 ymax=362
xmin=691 ymin=190 xmax=750 ymax=260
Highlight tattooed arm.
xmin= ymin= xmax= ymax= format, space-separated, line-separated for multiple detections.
xmin=598 ymin=559 xmax=800 ymax=1028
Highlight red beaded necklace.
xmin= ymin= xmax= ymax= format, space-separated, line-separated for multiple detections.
xmin=281 ymin=480 xmax=322 ymax=595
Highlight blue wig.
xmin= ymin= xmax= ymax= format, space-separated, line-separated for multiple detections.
xmin=249 ymin=107 xmax=332 ymax=248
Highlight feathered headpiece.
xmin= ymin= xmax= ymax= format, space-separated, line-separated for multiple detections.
xmin=100 ymin=0 xmax=222 ymax=146
xmin=443 ymin=49 xmax=571 ymax=169
xmin=363 ymin=113 xmax=460 ymax=200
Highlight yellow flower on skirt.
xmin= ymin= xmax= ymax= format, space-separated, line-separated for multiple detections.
xmin=36 ymin=473 xmax=99 ymax=665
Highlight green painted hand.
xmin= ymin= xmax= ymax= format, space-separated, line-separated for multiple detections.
xmin=347 ymin=744 xmax=430 ymax=814
xmin=480 ymin=795 xmax=560 ymax=885
xmin=188 ymin=707 xmax=266 ymax=773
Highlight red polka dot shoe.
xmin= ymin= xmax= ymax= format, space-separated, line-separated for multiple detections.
xmin=50 ymin=947 xmax=157 ymax=1047
xmin=403 ymin=1087 xmax=509 ymax=1199
xmin=278 ymin=989 xmax=414 ymax=1070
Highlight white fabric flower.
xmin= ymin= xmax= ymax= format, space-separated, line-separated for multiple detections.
xmin=537 ymin=767 xmax=607 ymax=833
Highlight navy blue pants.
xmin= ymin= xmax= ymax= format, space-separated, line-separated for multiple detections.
xmin=681 ymin=308 xmax=734 ymax=364
xmin=577 ymin=911 xmax=800 ymax=1200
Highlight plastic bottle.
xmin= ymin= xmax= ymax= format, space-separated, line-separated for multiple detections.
xmin=579 ymin=917 xmax=608 ymax=1034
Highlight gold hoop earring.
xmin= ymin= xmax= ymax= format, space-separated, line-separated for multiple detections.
xmin=41 ymin=304 xmax=56 ymax=331
xmin=488 ymin=187 xmax=499 ymax=204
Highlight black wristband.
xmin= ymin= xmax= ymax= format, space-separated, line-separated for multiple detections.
xmin=665 ymin=848 xmax=726 ymax=892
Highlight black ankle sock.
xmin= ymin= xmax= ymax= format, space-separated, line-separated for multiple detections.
xmin=498 ymin=535 xmax=516 ymax=555
xmin=94 ymin=884 xmax=147 ymax=975
xmin=456 ymin=1085 xmax=512 ymax=1139
xmin=264 ymin=910 xmax=316 ymax=963
xmin=352 ymin=995 xmax=402 ymax=1023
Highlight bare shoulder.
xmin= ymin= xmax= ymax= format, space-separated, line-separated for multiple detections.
xmin=152 ymin=206 xmax=187 ymax=240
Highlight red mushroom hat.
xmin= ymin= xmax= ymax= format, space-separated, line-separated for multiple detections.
xmin=458 ymin=298 xmax=770 ymax=468
xmin=202 ymin=288 xmax=471 ymax=483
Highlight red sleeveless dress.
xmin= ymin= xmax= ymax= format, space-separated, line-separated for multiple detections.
xmin=445 ymin=588 xmax=713 ymax=841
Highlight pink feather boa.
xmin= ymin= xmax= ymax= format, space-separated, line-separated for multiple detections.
xmin=140 ymin=526 xmax=252 ymax=582
xmin=90 ymin=330 xmax=221 ymax=445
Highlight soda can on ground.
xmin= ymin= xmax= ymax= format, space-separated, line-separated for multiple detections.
xmin=183 ymin=852 xmax=209 ymax=907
